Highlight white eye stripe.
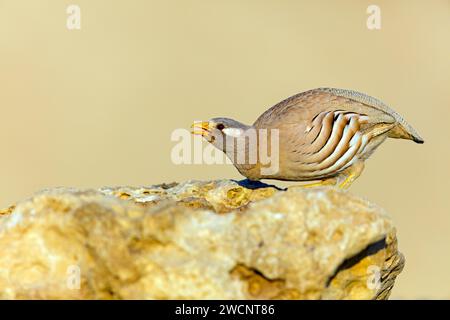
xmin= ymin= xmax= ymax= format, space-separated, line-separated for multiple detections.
xmin=222 ymin=128 xmax=243 ymax=137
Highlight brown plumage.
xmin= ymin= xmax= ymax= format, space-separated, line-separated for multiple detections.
xmin=192 ymin=88 xmax=423 ymax=189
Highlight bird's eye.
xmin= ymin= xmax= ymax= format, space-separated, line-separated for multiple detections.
xmin=216 ymin=123 xmax=225 ymax=130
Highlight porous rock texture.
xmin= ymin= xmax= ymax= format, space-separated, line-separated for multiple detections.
xmin=0 ymin=180 xmax=404 ymax=299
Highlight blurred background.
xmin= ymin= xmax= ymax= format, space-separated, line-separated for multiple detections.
xmin=0 ymin=0 xmax=449 ymax=298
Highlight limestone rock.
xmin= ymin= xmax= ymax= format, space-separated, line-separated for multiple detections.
xmin=0 ymin=180 xmax=404 ymax=299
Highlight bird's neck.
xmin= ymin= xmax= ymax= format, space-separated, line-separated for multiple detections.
xmin=222 ymin=125 xmax=261 ymax=176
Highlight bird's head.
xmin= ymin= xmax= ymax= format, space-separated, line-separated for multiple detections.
xmin=191 ymin=117 xmax=250 ymax=151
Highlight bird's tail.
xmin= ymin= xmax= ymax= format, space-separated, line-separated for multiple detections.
xmin=388 ymin=121 xmax=424 ymax=144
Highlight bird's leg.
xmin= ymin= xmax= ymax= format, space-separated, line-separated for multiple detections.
xmin=336 ymin=161 xmax=365 ymax=189
xmin=288 ymin=161 xmax=365 ymax=190
xmin=289 ymin=177 xmax=338 ymax=189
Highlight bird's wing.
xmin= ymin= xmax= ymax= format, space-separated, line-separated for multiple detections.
xmin=316 ymin=88 xmax=423 ymax=143
xmin=254 ymin=88 xmax=399 ymax=179
xmin=253 ymin=88 xmax=396 ymax=129
xmin=254 ymin=87 xmax=423 ymax=142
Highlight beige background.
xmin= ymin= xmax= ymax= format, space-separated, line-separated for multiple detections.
xmin=0 ymin=0 xmax=449 ymax=298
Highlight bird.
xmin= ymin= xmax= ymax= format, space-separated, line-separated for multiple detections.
xmin=191 ymin=88 xmax=423 ymax=189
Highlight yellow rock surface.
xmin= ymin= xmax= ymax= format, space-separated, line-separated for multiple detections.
xmin=0 ymin=180 xmax=404 ymax=299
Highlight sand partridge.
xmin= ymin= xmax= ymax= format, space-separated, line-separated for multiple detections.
xmin=191 ymin=88 xmax=423 ymax=189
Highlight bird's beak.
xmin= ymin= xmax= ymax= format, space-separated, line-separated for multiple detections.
xmin=191 ymin=121 xmax=210 ymax=136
